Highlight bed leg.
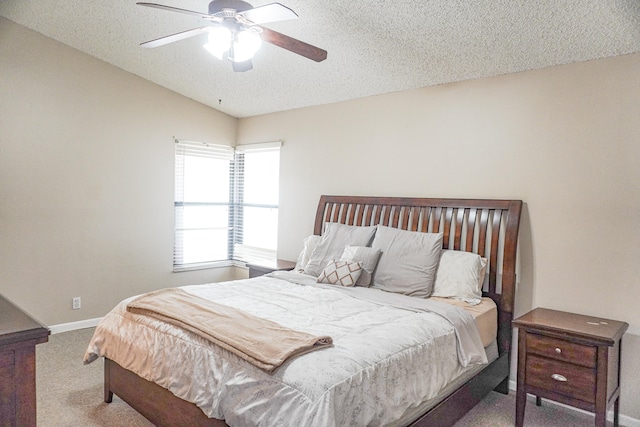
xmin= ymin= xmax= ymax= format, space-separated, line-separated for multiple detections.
xmin=494 ymin=376 xmax=510 ymax=395
xmin=104 ymin=358 xmax=113 ymax=403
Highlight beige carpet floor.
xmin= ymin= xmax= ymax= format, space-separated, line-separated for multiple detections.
xmin=35 ymin=327 xmax=614 ymax=426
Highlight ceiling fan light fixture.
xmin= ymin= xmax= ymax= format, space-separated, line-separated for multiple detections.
xmin=230 ymin=28 xmax=262 ymax=62
xmin=138 ymin=1 xmax=327 ymax=71
xmin=203 ymin=26 xmax=232 ymax=59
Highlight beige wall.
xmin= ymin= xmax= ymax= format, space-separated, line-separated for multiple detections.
xmin=0 ymin=18 xmax=239 ymax=325
xmin=238 ymin=53 xmax=640 ymax=419
xmin=2 ymin=15 xmax=639 ymax=422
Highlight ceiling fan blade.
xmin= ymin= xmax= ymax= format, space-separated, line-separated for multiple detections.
xmin=140 ymin=27 xmax=211 ymax=48
xmin=238 ymin=3 xmax=298 ymax=24
xmin=232 ymin=60 xmax=253 ymax=72
xmin=260 ymin=28 xmax=327 ymax=62
xmin=137 ymin=2 xmax=219 ymax=21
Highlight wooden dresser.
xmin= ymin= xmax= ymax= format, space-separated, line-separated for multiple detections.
xmin=0 ymin=294 xmax=50 ymax=427
xmin=513 ymin=308 xmax=628 ymax=427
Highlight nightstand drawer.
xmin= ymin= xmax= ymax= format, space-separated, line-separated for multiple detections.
xmin=527 ymin=333 xmax=596 ymax=368
xmin=526 ymin=354 xmax=596 ymax=403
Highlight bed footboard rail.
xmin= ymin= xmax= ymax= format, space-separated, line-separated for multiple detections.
xmin=104 ymin=358 xmax=225 ymax=426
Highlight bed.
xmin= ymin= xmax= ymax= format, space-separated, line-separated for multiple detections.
xmin=85 ymin=195 xmax=522 ymax=426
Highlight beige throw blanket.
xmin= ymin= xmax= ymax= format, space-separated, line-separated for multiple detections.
xmin=126 ymin=288 xmax=333 ymax=373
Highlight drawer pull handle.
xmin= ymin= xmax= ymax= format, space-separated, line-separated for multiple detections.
xmin=551 ymin=374 xmax=567 ymax=382
xmin=555 ymin=347 xmax=562 ymax=354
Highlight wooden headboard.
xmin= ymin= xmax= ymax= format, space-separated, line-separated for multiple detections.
xmin=314 ymin=195 xmax=523 ymax=355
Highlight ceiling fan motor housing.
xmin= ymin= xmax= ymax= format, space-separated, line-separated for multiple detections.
xmin=208 ymin=0 xmax=253 ymax=15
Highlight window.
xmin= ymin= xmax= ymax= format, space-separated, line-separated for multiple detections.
xmin=174 ymin=140 xmax=280 ymax=270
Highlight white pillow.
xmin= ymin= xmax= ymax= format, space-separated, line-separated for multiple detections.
xmin=340 ymin=246 xmax=382 ymax=287
xmin=432 ymin=250 xmax=488 ymax=305
xmin=317 ymin=260 xmax=363 ymax=287
xmin=294 ymin=235 xmax=322 ymax=272
xmin=303 ymin=223 xmax=377 ymax=277
xmin=371 ymin=225 xmax=443 ymax=298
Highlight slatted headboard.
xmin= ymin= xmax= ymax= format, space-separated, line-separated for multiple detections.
xmin=313 ymin=195 xmax=523 ymax=355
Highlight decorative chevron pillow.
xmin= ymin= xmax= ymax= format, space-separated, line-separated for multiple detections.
xmin=317 ymin=260 xmax=363 ymax=287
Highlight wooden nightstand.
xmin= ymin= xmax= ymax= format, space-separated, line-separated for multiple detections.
xmin=247 ymin=259 xmax=296 ymax=278
xmin=513 ymin=308 xmax=628 ymax=427
xmin=0 ymin=294 xmax=50 ymax=426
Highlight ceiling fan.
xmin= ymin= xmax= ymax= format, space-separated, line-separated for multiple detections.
xmin=137 ymin=1 xmax=327 ymax=72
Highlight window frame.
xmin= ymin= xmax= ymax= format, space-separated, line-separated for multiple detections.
xmin=173 ymin=140 xmax=281 ymax=272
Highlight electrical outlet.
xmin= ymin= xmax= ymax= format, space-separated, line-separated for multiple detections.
xmin=72 ymin=297 xmax=81 ymax=310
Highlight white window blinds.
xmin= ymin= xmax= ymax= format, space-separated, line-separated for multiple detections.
xmin=232 ymin=142 xmax=280 ymax=266
xmin=174 ymin=140 xmax=280 ymax=269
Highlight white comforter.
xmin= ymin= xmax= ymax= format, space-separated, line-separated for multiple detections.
xmin=84 ymin=272 xmax=487 ymax=427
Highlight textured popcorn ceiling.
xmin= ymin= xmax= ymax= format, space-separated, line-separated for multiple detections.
xmin=1 ymin=0 xmax=640 ymax=118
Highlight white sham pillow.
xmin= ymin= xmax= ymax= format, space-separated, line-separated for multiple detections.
xmin=294 ymin=235 xmax=322 ymax=272
xmin=371 ymin=225 xmax=443 ymax=298
xmin=303 ymin=223 xmax=377 ymax=277
xmin=340 ymin=246 xmax=382 ymax=287
xmin=432 ymin=250 xmax=488 ymax=305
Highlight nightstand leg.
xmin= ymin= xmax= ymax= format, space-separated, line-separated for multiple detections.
xmin=515 ymin=388 xmax=526 ymax=427
xmin=515 ymin=329 xmax=527 ymax=427
xmin=614 ymin=396 xmax=620 ymax=427
xmin=535 ymin=396 xmax=541 ymax=406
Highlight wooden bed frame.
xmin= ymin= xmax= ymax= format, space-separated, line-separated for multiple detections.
xmin=104 ymin=195 xmax=523 ymax=426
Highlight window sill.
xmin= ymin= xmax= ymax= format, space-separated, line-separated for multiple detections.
xmin=173 ymin=260 xmax=244 ymax=273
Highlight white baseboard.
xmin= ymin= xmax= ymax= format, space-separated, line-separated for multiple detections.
xmin=49 ymin=317 xmax=102 ymax=335
xmin=508 ymin=380 xmax=640 ymax=427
